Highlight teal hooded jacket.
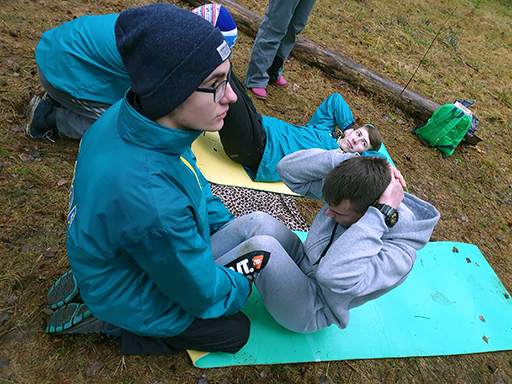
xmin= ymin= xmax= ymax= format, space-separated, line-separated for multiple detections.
xmin=36 ymin=14 xmax=131 ymax=104
xmin=66 ymin=95 xmax=250 ymax=337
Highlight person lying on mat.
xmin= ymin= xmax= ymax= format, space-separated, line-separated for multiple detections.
xmin=218 ymin=71 xmax=383 ymax=182
xmin=217 ymin=150 xmax=440 ymax=333
xmin=25 ymin=3 xmax=237 ymax=140
xmin=43 ymin=4 xmax=290 ymax=356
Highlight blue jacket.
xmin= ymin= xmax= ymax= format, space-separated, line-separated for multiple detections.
xmin=66 ymin=95 xmax=250 ymax=337
xmin=253 ymin=115 xmax=342 ymax=182
xmin=35 ymin=14 xmax=131 ymax=104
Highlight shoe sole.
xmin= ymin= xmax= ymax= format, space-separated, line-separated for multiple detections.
xmin=24 ymin=95 xmax=41 ymax=138
xmin=47 ymin=270 xmax=80 ymax=310
xmin=252 ymin=91 xmax=267 ymax=100
xmin=25 ymin=93 xmax=57 ymax=141
xmin=46 ymin=303 xmax=94 ymax=334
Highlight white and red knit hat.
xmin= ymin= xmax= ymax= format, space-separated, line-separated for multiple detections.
xmin=192 ymin=4 xmax=238 ymax=48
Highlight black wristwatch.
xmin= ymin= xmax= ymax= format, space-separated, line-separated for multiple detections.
xmin=373 ymin=203 xmax=399 ymax=228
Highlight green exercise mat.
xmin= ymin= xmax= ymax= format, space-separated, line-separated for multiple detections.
xmin=188 ymin=240 xmax=512 ymax=367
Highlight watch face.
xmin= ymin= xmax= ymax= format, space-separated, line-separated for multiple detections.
xmin=387 ymin=211 xmax=399 ymax=227
xmin=374 ymin=203 xmax=399 ymax=228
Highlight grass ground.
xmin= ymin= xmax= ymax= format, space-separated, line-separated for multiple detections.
xmin=0 ymin=0 xmax=511 ymax=382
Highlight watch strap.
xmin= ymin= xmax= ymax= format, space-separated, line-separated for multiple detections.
xmin=373 ymin=203 xmax=399 ymax=227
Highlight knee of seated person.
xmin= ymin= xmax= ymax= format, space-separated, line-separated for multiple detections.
xmin=245 ymin=211 xmax=282 ymax=229
xmin=241 ymin=234 xmax=282 ymax=253
xmin=222 ymin=312 xmax=251 ymax=353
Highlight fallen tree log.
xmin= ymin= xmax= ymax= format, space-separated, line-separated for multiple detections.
xmin=184 ymin=0 xmax=441 ymax=120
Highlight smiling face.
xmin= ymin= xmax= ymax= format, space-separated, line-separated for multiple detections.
xmin=338 ymin=127 xmax=371 ymax=154
xmin=156 ymin=60 xmax=237 ymax=132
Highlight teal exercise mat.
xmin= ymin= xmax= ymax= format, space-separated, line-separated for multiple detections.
xmin=188 ymin=241 xmax=512 ymax=367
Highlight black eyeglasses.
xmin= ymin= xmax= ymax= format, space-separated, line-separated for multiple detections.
xmin=196 ymin=62 xmax=232 ymax=103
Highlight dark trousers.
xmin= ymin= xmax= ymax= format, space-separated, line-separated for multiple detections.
xmin=119 ymin=312 xmax=250 ymax=355
xmin=218 ymin=71 xmax=267 ymax=172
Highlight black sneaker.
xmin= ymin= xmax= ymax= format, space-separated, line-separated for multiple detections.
xmin=224 ymin=250 xmax=270 ymax=279
xmin=47 ymin=270 xmax=81 ymax=310
xmin=25 ymin=94 xmax=57 ymax=140
xmin=46 ymin=303 xmax=104 ymax=334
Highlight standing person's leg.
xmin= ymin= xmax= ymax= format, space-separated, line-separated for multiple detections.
xmin=218 ymin=71 xmax=266 ymax=172
xmin=306 ymin=93 xmax=355 ymax=133
xmin=267 ymin=0 xmax=317 ymax=81
xmin=244 ymin=0 xmax=301 ymax=89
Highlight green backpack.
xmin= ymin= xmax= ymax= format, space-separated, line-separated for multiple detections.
xmin=412 ymin=103 xmax=474 ymax=157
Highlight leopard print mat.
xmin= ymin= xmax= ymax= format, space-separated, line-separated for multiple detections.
xmin=210 ymin=183 xmax=309 ymax=232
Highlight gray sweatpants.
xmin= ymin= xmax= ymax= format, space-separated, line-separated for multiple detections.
xmin=38 ymin=69 xmax=111 ymax=139
xmin=212 ymin=212 xmax=330 ymax=333
xmin=244 ymin=0 xmax=317 ymax=88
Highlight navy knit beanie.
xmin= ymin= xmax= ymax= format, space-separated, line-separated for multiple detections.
xmin=115 ymin=3 xmax=231 ymax=119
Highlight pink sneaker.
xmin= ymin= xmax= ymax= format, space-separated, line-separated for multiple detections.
xmin=272 ymin=76 xmax=287 ymax=86
xmin=250 ymin=87 xmax=267 ymax=100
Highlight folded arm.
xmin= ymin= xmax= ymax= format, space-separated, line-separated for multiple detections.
xmin=277 ymin=148 xmax=357 ymax=201
xmin=316 ymin=208 xmax=417 ymax=305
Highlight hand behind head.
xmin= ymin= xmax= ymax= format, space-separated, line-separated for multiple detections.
xmin=376 ymin=166 xmax=406 ymax=208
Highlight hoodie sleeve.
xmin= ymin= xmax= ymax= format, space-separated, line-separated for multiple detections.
xmin=277 ymin=148 xmax=357 ymax=201
xmin=315 ymin=198 xmax=439 ymax=311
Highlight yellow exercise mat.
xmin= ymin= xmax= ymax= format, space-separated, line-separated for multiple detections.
xmin=191 ymin=131 xmax=298 ymax=196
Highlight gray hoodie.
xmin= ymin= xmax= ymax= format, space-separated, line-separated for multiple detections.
xmin=277 ymin=148 xmax=440 ymax=329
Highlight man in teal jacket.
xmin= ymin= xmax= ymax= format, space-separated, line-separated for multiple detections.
xmin=26 ymin=3 xmax=238 ymax=140
xmin=44 ymin=3 xmax=282 ymax=356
